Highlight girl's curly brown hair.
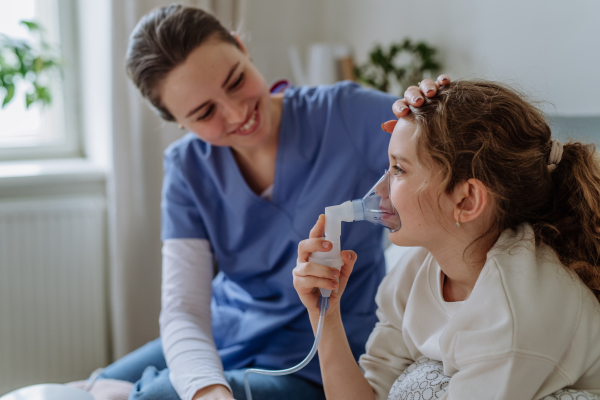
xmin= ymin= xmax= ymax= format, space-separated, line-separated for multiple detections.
xmin=408 ymin=80 xmax=600 ymax=303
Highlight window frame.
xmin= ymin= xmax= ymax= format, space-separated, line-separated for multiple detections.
xmin=0 ymin=0 xmax=82 ymax=161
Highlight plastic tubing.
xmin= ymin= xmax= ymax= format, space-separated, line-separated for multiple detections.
xmin=243 ymin=296 xmax=330 ymax=400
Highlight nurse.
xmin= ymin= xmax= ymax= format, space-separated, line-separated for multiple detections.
xmin=100 ymin=4 xmax=448 ymax=400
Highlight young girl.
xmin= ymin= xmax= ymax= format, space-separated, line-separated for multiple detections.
xmin=294 ymin=80 xmax=600 ymax=399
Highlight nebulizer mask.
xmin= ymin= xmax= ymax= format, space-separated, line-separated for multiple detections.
xmin=353 ymin=169 xmax=402 ymax=232
xmin=244 ymin=170 xmax=400 ymax=400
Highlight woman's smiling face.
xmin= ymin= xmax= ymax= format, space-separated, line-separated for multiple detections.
xmin=158 ymin=35 xmax=272 ymax=149
xmin=387 ymin=118 xmax=455 ymax=247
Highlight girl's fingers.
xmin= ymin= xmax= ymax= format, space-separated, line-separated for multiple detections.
xmin=309 ymin=214 xmax=325 ymax=239
xmin=297 ymin=238 xmax=332 ymax=263
xmin=295 ymin=275 xmax=338 ymax=292
xmin=295 ymin=261 xmax=340 ymax=280
xmin=391 ymin=99 xmax=410 ymax=118
xmin=336 ymin=250 xmax=357 ymax=293
xmin=297 ymin=215 xmax=328 ymax=262
xmin=381 ymin=119 xmax=397 ymax=133
xmin=293 ymin=262 xmax=340 ymax=291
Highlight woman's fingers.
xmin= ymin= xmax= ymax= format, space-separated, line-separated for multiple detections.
xmin=383 ymin=75 xmax=452 ymax=131
xmin=381 ymin=119 xmax=397 ymax=133
xmin=437 ymin=74 xmax=450 ymax=86
xmin=419 ymin=79 xmax=438 ymax=97
xmin=404 ymin=86 xmax=424 ymax=107
xmin=403 ymin=74 xmax=452 ymax=107
xmin=391 ymin=99 xmax=410 ymax=119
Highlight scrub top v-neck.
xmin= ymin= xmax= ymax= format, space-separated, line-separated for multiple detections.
xmin=161 ymin=81 xmax=398 ymax=384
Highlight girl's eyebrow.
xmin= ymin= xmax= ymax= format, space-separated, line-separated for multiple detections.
xmin=391 ymin=153 xmax=412 ymax=166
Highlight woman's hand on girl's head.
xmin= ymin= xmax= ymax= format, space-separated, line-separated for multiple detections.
xmin=293 ymin=214 xmax=357 ymax=318
xmin=381 ymin=74 xmax=451 ymax=134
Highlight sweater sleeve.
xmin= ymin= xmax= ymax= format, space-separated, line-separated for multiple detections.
xmin=160 ymin=239 xmax=231 ymax=400
xmin=358 ymin=247 xmax=429 ymax=400
xmin=359 ymin=309 xmax=415 ymax=400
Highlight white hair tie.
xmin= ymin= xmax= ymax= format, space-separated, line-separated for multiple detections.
xmin=547 ymin=139 xmax=563 ymax=172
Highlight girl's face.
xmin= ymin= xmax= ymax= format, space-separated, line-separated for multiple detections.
xmin=158 ymin=36 xmax=273 ymax=149
xmin=387 ymin=119 xmax=456 ymax=247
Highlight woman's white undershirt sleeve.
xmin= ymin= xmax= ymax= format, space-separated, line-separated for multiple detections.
xmin=160 ymin=239 xmax=231 ymax=400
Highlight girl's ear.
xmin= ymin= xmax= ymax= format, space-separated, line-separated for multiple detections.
xmin=452 ymin=178 xmax=489 ymax=225
xmin=231 ymin=32 xmax=249 ymax=56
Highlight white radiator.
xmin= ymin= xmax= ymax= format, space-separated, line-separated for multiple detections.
xmin=0 ymin=196 xmax=109 ymax=395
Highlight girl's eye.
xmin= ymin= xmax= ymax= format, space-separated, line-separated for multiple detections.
xmin=390 ymin=164 xmax=404 ymax=176
xmin=229 ymin=72 xmax=244 ymax=90
xmin=197 ymin=104 xmax=215 ymax=121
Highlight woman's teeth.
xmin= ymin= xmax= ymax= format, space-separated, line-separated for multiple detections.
xmin=239 ymin=110 xmax=257 ymax=132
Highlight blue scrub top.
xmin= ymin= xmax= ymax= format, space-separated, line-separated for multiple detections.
xmin=161 ymin=81 xmax=398 ymax=384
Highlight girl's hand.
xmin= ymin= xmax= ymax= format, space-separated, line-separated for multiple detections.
xmin=381 ymin=74 xmax=451 ymax=133
xmin=293 ymin=214 xmax=357 ymax=318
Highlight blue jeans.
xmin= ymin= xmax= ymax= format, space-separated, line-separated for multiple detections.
xmin=100 ymin=338 xmax=326 ymax=400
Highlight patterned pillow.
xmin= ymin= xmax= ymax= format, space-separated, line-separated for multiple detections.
xmin=387 ymin=358 xmax=600 ymax=400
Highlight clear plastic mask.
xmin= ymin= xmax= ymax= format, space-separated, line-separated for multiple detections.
xmin=352 ymin=170 xmax=401 ymax=232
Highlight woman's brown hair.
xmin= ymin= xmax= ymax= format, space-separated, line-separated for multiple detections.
xmin=126 ymin=4 xmax=240 ymax=121
xmin=409 ymin=80 xmax=600 ymax=302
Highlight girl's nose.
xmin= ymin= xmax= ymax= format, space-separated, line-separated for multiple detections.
xmin=374 ymin=180 xmax=389 ymax=198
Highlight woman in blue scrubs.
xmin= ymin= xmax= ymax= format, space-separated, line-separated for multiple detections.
xmin=101 ymin=4 xmax=448 ymax=400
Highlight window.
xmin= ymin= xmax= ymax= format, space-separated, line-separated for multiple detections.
xmin=0 ymin=0 xmax=80 ymax=160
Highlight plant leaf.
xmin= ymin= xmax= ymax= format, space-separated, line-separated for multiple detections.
xmin=35 ymin=85 xmax=51 ymax=105
xmin=25 ymin=91 xmax=36 ymax=108
xmin=32 ymin=56 xmax=43 ymax=72
xmin=20 ymin=20 xmax=41 ymax=32
xmin=2 ymin=83 xmax=15 ymax=107
xmin=353 ymin=38 xmax=442 ymax=95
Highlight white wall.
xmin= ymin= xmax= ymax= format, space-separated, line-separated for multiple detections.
xmin=242 ymin=0 xmax=324 ymax=85
xmin=321 ymin=0 xmax=600 ymax=116
xmin=246 ymin=0 xmax=600 ymax=116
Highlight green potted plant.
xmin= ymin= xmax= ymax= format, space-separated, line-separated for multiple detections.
xmin=354 ymin=38 xmax=441 ymax=95
xmin=0 ymin=20 xmax=62 ymax=108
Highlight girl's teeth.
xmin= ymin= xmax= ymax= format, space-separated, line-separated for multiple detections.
xmin=240 ymin=111 xmax=256 ymax=131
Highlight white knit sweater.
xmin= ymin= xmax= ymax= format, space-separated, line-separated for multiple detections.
xmin=359 ymin=223 xmax=600 ymax=400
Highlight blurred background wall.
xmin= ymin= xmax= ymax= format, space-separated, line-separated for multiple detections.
xmin=245 ymin=0 xmax=600 ymax=116
xmin=244 ymin=0 xmax=600 ymax=147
